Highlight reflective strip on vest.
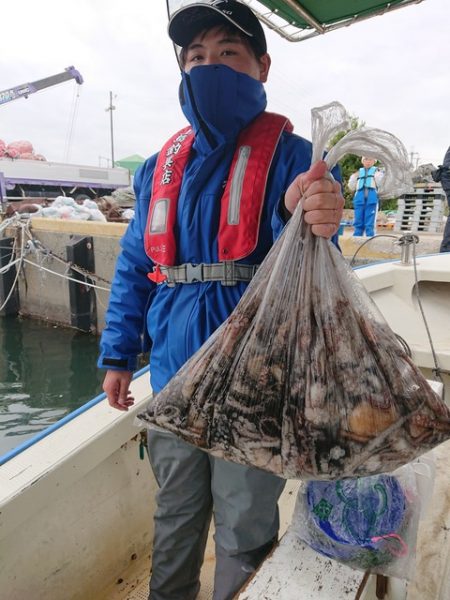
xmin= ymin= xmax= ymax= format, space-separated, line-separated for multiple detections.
xmin=218 ymin=112 xmax=292 ymax=261
xmin=145 ymin=127 xmax=193 ymax=265
xmin=145 ymin=112 xmax=293 ymax=266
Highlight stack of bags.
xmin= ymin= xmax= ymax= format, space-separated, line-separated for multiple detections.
xmin=0 ymin=139 xmax=46 ymax=160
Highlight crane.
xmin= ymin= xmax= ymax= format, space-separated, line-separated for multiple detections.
xmin=0 ymin=66 xmax=83 ymax=106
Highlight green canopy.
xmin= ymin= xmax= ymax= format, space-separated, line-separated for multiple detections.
xmin=244 ymin=0 xmax=424 ymax=41
xmin=167 ymin=1 xmax=424 ymax=42
xmin=115 ymin=154 xmax=146 ymax=175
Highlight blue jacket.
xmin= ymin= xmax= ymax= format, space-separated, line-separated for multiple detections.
xmin=98 ymin=65 xmax=340 ymax=393
xmin=441 ymin=146 xmax=450 ymax=198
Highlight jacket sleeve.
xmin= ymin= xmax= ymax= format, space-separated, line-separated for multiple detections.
xmin=97 ymin=156 xmax=157 ymax=371
xmin=374 ymin=168 xmax=384 ymax=188
xmin=348 ymin=172 xmax=358 ymax=191
xmin=443 ymin=146 xmax=450 ymax=169
xmin=270 ymin=135 xmax=342 ymax=249
xmin=441 ymin=147 xmax=450 ymax=196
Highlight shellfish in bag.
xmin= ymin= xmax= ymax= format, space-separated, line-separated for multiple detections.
xmin=138 ymin=102 xmax=450 ymax=479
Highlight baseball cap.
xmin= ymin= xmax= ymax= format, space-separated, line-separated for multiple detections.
xmin=168 ymin=1 xmax=267 ymax=54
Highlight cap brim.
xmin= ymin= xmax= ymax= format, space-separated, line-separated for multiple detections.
xmin=168 ymin=4 xmax=254 ymax=49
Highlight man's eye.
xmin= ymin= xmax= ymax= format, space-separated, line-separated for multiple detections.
xmin=221 ymin=50 xmax=237 ymax=56
xmin=188 ymin=55 xmax=203 ymax=62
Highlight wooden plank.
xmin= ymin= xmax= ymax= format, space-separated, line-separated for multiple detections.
xmin=237 ymin=530 xmax=365 ymax=599
xmin=30 ymin=216 xmax=127 ymax=238
xmin=405 ymin=440 xmax=450 ymax=600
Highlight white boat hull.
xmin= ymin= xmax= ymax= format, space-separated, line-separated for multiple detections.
xmin=0 ymin=375 xmax=156 ymax=600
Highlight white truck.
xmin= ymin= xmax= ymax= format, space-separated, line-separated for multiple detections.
xmin=0 ymin=156 xmax=131 ymax=208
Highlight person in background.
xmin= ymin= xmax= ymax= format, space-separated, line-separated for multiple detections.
xmin=433 ymin=146 xmax=450 ymax=252
xmin=348 ymin=156 xmax=383 ymax=237
xmin=98 ymin=2 xmax=344 ymax=599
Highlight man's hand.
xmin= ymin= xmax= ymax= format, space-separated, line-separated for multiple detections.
xmin=284 ymin=160 xmax=344 ymax=237
xmin=103 ymin=370 xmax=134 ymax=411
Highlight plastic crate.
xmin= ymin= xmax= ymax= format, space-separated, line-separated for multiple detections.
xmin=394 ymin=191 xmax=445 ymax=232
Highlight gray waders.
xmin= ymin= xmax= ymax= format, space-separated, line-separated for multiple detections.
xmin=147 ymin=429 xmax=285 ymax=600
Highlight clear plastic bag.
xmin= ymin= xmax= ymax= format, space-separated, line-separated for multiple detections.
xmin=137 ymin=102 xmax=450 ymax=478
xmin=290 ymin=456 xmax=436 ymax=580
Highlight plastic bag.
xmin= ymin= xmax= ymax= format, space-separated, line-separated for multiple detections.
xmin=290 ymin=455 xmax=436 ymax=580
xmin=137 ymin=102 xmax=450 ymax=479
xmin=34 ymin=196 xmax=107 ymax=222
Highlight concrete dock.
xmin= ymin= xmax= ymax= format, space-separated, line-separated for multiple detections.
xmin=0 ymin=217 xmax=445 ymax=333
xmin=339 ymin=225 xmax=443 ymax=264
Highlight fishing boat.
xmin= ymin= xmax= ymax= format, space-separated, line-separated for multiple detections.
xmin=1 ymin=1 xmax=448 ymax=599
xmin=1 ymin=247 xmax=449 ymax=600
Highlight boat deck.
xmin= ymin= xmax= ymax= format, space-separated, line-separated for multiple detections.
xmin=104 ymin=440 xmax=450 ymax=600
xmin=103 ymin=480 xmax=301 ymax=600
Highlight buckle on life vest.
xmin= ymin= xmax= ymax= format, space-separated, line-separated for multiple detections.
xmin=152 ymin=262 xmax=259 ymax=287
xmin=147 ymin=265 xmax=167 ymax=284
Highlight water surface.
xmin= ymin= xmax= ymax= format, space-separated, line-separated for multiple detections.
xmin=0 ymin=316 xmax=104 ymax=456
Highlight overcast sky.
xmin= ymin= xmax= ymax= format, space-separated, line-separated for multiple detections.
xmin=1 ymin=0 xmax=448 ymax=170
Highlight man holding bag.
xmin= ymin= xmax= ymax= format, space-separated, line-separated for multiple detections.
xmin=98 ymin=2 xmax=344 ymax=599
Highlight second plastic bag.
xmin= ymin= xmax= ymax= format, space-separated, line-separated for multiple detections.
xmin=290 ymin=455 xmax=436 ymax=580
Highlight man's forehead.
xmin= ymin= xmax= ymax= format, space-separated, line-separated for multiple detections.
xmin=187 ymin=27 xmax=244 ymax=48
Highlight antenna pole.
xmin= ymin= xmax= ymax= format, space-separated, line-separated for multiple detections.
xmin=106 ymin=91 xmax=116 ymax=167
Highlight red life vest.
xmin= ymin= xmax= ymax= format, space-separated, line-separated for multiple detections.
xmin=144 ymin=111 xmax=293 ymax=272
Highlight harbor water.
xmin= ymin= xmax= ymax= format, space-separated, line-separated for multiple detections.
xmin=0 ymin=315 xmax=105 ymax=456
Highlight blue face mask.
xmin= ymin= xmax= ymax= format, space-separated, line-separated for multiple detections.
xmin=179 ymin=64 xmax=267 ymax=146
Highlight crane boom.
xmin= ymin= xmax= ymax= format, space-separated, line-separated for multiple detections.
xmin=0 ymin=66 xmax=83 ymax=106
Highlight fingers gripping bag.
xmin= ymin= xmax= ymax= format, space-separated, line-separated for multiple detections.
xmin=290 ymin=455 xmax=436 ymax=579
xmin=137 ymin=102 xmax=450 ymax=479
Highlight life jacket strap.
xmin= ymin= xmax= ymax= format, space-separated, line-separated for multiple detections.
xmin=152 ymin=261 xmax=259 ymax=287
